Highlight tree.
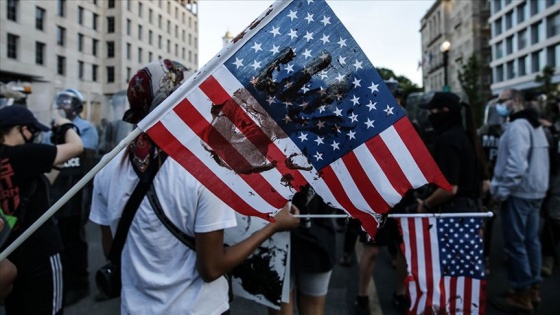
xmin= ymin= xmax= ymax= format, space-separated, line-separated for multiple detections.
xmin=535 ymin=65 xmax=558 ymax=117
xmin=457 ymin=55 xmax=484 ymax=127
xmin=376 ymin=67 xmax=423 ymax=100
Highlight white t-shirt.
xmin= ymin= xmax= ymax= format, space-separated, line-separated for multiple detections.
xmin=90 ymin=150 xmax=237 ymax=315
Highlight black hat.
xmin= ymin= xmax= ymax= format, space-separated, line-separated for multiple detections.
xmin=418 ymin=92 xmax=461 ymax=111
xmin=0 ymin=105 xmax=50 ymax=131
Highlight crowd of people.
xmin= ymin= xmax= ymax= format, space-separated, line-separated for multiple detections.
xmin=0 ymin=57 xmax=559 ymax=315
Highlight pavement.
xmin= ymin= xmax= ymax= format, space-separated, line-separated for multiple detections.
xmin=2 ymin=214 xmax=559 ymax=315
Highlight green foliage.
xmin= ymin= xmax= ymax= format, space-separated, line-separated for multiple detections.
xmin=457 ymin=55 xmax=484 ymax=127
xmin=376 ymin=67 xmax=423 ymax=100
xmin=535 ymin=65 xmax=558 ymax=117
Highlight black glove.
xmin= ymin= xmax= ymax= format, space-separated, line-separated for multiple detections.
xmin=50 ymin=123 xmax=80 ymax=144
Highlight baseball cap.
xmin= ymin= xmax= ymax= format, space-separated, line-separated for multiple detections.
xmin=0 ymin=105 xmax=50 ymax=131
xmin=418 ymin=91 xmax=461 ymax=111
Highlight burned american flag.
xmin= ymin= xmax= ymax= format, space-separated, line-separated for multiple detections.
xmin=138 ymin=0 xmax=450 ymax=237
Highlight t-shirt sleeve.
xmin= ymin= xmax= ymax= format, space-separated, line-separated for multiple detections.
xmin=11 ymin=144 xmax=57 ymax=177
xmin=193 ymin=184 xmax=237 ymax=234
xmin=89 ymin=170 xmax=110 ymax=226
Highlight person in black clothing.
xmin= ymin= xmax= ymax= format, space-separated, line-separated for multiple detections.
xmin=417 ymin=92 xmax=486 ymax=213
xmin=0 ymin=105 xmax=83 ymax=315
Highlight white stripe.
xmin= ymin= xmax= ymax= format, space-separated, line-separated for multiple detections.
xmin=328 ymin=156 xmax=376 ymax=212
xmin=415 ymin=218 xmax=428 ymax=313
xmin=429 ymin=218 xmax=442 ymax=311
xmin=379 ymin=126 xmax=428 ymax=187
xmin=56 ymin=253 xmax=63 ymax=313
xmin=49 ymin=253 xmax=63 ymax=314
xmin=471 ymin=279 xmax=481 ymax=314
xmin=444 ymin=276 xmax=451 ymax=314
xmin=49 ymin=255 xmax=57 ymax=314
xmin=456 ymin=276 xmax=465 ymax=312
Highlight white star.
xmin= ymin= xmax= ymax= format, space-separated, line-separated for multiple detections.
xmin=298 ymin=132 xmax=308 ymax=142
xmin=270 ymin=26 xmax=281 ymax=37
xmin=285 ymin=63 xmax=294 ymax=73
xmin=338 ymin=56 xmax=346 ymax=65
xmin=352 ymin=77 xmax=361 ymax=88
xmin=353 ymin=59 xmax=363 ymax=70
xmin=233 ymin=57 xmax=244 ymax=69
xmin=384 ymin=105 xmax=395 ymax=116
xmin=318 ymin=105 xmax=326 ymax=113
xmin=321 ymin=15 xmax=331 ymax=26
xmin=319 ymin=70 xmax=329 ymax=80
xmin=251 ymin=42 xmax=263 ymax=52
xmin=333 ymin=107 xmax=343 ymax=116
xmin=335 ymin=73 xmax=345 ymax=82
xmin=270 ymin=45 xmax=280 ymax=54
xmin=267 ymin=96 xmax=276 ymax=105
xmin=349 ymin=112 xmax=358 ymax=123
xmin=320 ymin=34 xmax=330 ymax=44
xmin=287 ymin=10 xmax=298 ymax=21
xmin=250 ymin=60 xmax=262 ymax=70
xmin=302 ymin=49 xmax=312 ymax=59
xmin=316 ymin=120 xmax=325 ymax=129
xmin=347 ymin=130 xmax=356 ymax=140
xmin=306 ymin=0 xmax=314 ymax=4
xmin=364 ymin=118 xmax=375 ymax=129
xmin=369 ymin=82 xmax=379 ymax=93
xmin=314 ymin=136 xmax=324 ymax=145
xmin=351 ymin=95 xmax=360 ymax=105
xmin=304 ymin=31 xmax=314 ymax=42
xmin=288 ymin=29 xmax=298 ymax=40
xmin=283 ymin=101 xmax=293 ymax=107
xmin=282 ymin=115 xmax=292 ymax=124
xmin=304 ymin=13 xmax=314 ymax=23
xmin=301 ymin=85 xmax=310 ymax=93
xmin=314 ymin=152 xmax=323 ymax=161
xmin=337 ymin=37 xmax=347 ymax=48
xmin=331 ymin=140 xmax=340 ymax=150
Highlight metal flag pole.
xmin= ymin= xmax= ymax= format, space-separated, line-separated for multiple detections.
xmin=0 ymin=128 xmax=142 ymax=261
xmin=294 ymin=212 xmax=494 ymax=219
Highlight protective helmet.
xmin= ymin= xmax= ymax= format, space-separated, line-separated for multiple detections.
xmin=54 ymin=88 xmax=84 ymax=113
xmin=384 ymin=77 xmax=403 ymax=98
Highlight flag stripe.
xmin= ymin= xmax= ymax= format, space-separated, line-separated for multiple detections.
xmin=422 ymin=218 xmax=435 ymax=311
xmin=464 ymin=277 xmax=472 ymax=314
xmin=342 ymin=150 xmax=389 ymax=211
xmin=366 ymin=134 xmax=412 ymax=195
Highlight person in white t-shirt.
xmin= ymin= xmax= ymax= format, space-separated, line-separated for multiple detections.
xmin=89 ymin=59 xmax=300 ymax=315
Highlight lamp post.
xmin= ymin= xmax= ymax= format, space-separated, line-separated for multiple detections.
xmin=440 ymin=40 xmax=451 ymax=92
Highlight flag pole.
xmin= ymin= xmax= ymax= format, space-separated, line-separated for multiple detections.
xmin=0 ymin=127 xmax=142 ymax=261
xmin=294 ymin=212 xmax=494 ymax=219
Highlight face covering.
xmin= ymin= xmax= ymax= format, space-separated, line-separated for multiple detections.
xmin=495 ymin=103 xmax=511 ymax=117
xmin=428 ymin=112 xmax=449 ymax=129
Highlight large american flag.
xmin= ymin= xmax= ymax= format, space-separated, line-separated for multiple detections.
xmin=138 ymin=0 xmax=450 ymax=237
xmin=399 ymin=217 xmax=486 ymax=315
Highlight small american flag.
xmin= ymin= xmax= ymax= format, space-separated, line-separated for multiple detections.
xmin=138 ymin=0 xmax=449 ymax=237
xmin=399 ymin=217 xmax=487 ymax=315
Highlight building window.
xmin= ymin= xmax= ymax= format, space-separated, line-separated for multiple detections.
xmin=149 ymin=52 xmax=153 ymax=61
xmin=126 ymin=43 xmax=131 ymax=60
xmin=167 ymin=0 xmax=170 ymax=13
xmin=517 ymin=2 xmax=526 ymax=23
xmin=7 ymin=34 xmax=18 ymax=59
xmin=138 ymin=25 xmax=142 ymax=40
xmin=126 ymin=0 xmax=131 ymax=11
xmin=518 ymin=29 xmax=527 ymax=50
xmin=126 ymin=19 xmax=131 ymax=35
xmin=78 ymin=6 xmax=83 ymax=24
xmin=107 ymin=66 xmax=115 ymax=83
xmin=36 ymin=6 xmax=45 ymax=30
xmin=188 ymin=50 xmax=192 ymax=63
xmin=182 ymin=30 xmax=185 ymax=41
xmin=57 ymin=55 xmax=66 ymax=75
xmin=547 ymin=12 xmax=560 ymax=38
xmin=506 ymin=35 xmax=514 ymax=54
xmin=506 ymin=60 xmax=515 ymax=79
xmin=138 ymin=2 xmax=143 ymax=17
xmin=495 ymin=64 xmax=503 ymax=82
xmin=167 ymin=40 xmax=171 ymax=53
xmin=518 ymin=55 xmax=527 ymax=76
xmin=182 ymin=47 xmax=185 ymax=59
xmin=182 ymin=12 xmax=185 ymax=24
xmin=149 ymin=30 xmax=153 ymax=45
xmin=494 ymin=17 xmax=503 ymax=36
xmin=530 ymin=0 xmax=539 ymax=16
xmin=108 ymin=0 xmax=114 ymax=9
xmin=531 ymin=21 xmax=541 ymax=44
xmin=175 ymin=43 xmax=178 ymax=57
xmin=107 ymin=41 xmax=115 ymax=58
xmin=78 ymin=61 xmax=84 ymax=80
xmin=107 ymin=16 xmax=115 ymax=33
xmin=531 ymin=52 xmax=540 ymax=73
xmin=138 ymin=47 xmax=143 ymax=63
xmin=92 ymin=64 xmax=98 ymax=82
xmin=92 ymin=39 xmax=98 ymax=56
xmin=7 ymin=0 xmax=18 ymax=21
xmin=175 ymin=25 xmax=178 ymax=38
xmin=93 ymin=13 xmax=98 ymax=30
xmin=158 ymin=15 xmax=162 ymax=28
xmin=57 ymin=0 xmax=65 ymax=17
xmin=492 ymin=0 xmax=501 ymax=14
xmin=175 ymin=6 xmax=178 ymax=19
xmin=505 ymin=11 xmax=513 ymax=30
xmin=495 ymin=41 xmax=503 ymax=60
xmin=188 ymin=34 xmax=192 ymax=45
xmin=57 ymin=26 xmax=66 ymax=46
xmin=78 ymin=33 xmax=84 ymax=51
xmin=126 ymin=67 xmax=131 ymax=82
xmin=158 ymin=35 xmax=162 ymax=49
xmin=149 ymin=9 xmax=153 ymax=23
xmin=35 ymin=41 xmax=45 ymax=65
xmin=167 ymin=21 xmax=171 ymax=33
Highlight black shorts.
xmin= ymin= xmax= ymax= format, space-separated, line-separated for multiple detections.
xmin=359 ymin=217 xmax=400 ymax=246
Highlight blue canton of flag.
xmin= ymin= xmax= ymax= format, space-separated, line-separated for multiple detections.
xmin=438 ymin=218 xmax=485 ymax=279
xmin=225 ymin=0 xmax=404 ymax=171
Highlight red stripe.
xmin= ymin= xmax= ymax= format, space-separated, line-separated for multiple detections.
xmin=200 ymin=75 xmax=308 ymax=191
xmin=408 ymin=218 xmax=421 ymax=315
xmin=439 ymin=278 xmax=447 ymax=315
xmin=479 ymin=280 xmax=486 ymax=315
xmin=366 ymin=135 xmax=412 ymax=195
xmin=320 ymin=166 xmax=378 ymax=237
xmin=422 ymin=218 xmax=435 ymax=311
xmin=394 ymin=118 xmax=451 ymax=191
xmin=341 ymin=150 xmax=390 ymax=212
xmin=463 ymin=277 xmax=473 ymax=314
xmin=146 ymin=121 xmax=270 ymax=221
xmin=449 ymin=277 xmax=457 ymax=314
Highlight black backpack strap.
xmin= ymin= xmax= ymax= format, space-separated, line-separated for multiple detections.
xmin=147 ymin=184 xmax=196 ymax=251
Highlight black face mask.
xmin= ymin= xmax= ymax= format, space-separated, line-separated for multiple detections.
xmin=19 ymin=126 xmax=38 ymax=144
xmin=428 ymin=110 xmax=462 ymax=133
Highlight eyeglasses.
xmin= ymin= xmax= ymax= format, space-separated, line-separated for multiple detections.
xmin=497 ymin=97 xmax=512 ymax=103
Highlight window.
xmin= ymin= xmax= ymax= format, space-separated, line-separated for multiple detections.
xmin=182 ymin=12 xmax=185 ymax=24
xmin=149 ymin=30 xmax=153 ymax=44
xmin=531 ymin=52 xmax=540 ymax=73
xmin=7 ymin=34 xmax=18 ymax=59
xmin=494 ymin=17 xmax=503 ymax=36
xmin=547 ymin=12 xmax=560 ymax=37
xmin=495 ymin=41 xmax=503 ymax=59
xmin=7 ymin=0 xmax=18 ymax=21
xmin=57 ymin=55 xmax=66 ymax=75
xmin=78 ymin=61 xmax=84 ymax=79
xmin=547 ymin=46 xmax=557 ymax=67
xmin=149 ymin=9 xmax=153 ymax=23
xmin=518 ymin=55 xmax=527 ymax=76
xmin=126 ymin=67 xmax=131 ymax=82
xmin=506 ymin=60 xmax=515 ymax=79
xmin=138 ymin=25 xmax=142 ymax=40
xmin=492 ymin=0 xmax=501 ymax=14
xmin=182 ymin=30 xmax=185 ymax=41
xmin=517 ymin=2 xmax=526 ymax=23
xmin=107 ymin=16 xmax=115 ymax=33
xmin=93 ymin=13 xmax=98 ymax=30
xmin=138 ymin=47 xmax=143 ymax=63
xmin=188 ymin=16 xmax=192 ymax=28
xmin=35 ymin=41 xmax=45 ymax=65
xmin=126 ymin=19 xmax=131 ymax=35
xmin=108 ymin=0 xmax=115 ymax=8
xmin=518 ymin=29 xmax=527 ymax=50
xmin=158 ymin=15 xmax=162 ymax=28
xmin=167 ymin=0 xmax=170 ymax=13
xmin=530 ymin=0 xmax=539 ymax=16
xmin=188 ymin=34 xmax=192 ymax=45
xmin=78 ymin=33 xmax=84 ymax=51
xmin=92 ymin=64 xmax=98 ymax=82
xmin=175 ymin=43 xmax=178 ymax=57
xmin=495 ymin=64 xmax=503 ymax=82
xmin=175 ymin=25 xmax=178 ymax=38
xmin=126 ymin=43 xmax=131 ymax=60
xmin=126 ymin=0 xmax=131 ymax=11
xmin=167 ymin=40 xmax=170 ymax=53
xmin=188 ymin=50 xmax=192 ymax=63
xmin=506 ymin=35 xmax=514 ymax=54
xmin=107 ymin=66 xmax=115 ymax=83
xmin=167 ymin=21 xmax=170 ymax=33
xmin=78 ymin=6 xmax=83 ymax=24
xmin=57 ymin=0 xmax=65 ymax=17
xmin=505 ymin=11 xmax=513 ymax=30
xmin=182 ymin=47 xmax=185 ymax=59
xmin=158 ymin=35 xmax=162 ymax=49
xmin=36 ymin=6 xmax=45 ymax=30
xmin=149 ymin=52 xmax=153 ymax=61
xmin=107 ymin=41 xmax=115 ymax=58
xmin=175 ymin=7 xmax=178 ymax=18
xmin=531 ymin=22 xmax=541 ymax=44
xmin=92 ymin=39 xmax=98 ymax=56
xmin=57 ymin=26 xmax=66 ymax=46
xmin=138 ymin=2 xmax=143 ymax=17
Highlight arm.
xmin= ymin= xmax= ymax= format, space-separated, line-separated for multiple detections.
xmin=417 ymin=185 xmax=458 ymax=212
xmin=53 ymin=118 xmax=84 ymax=165
xmin=195 ymin=203 xmax=300 ymax=282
